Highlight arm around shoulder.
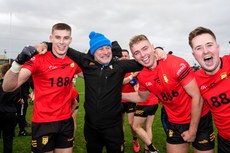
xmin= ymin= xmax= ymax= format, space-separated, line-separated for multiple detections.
xmin=122 ymin=90 xmax=150 ymax=103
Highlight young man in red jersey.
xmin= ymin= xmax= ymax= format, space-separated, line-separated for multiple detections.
xmin=122 ymin=34 xmax=215 ymax=153
xmin=3 ymin=23 xmax=82 ymax=153
xmin=189 ymin=26 xmax=230 ymax=153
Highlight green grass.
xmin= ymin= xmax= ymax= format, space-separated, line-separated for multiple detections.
xmin=0 ymin=78 xmax=217 ymax=153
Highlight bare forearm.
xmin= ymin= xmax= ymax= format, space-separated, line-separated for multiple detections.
xmin=189 ymin=96 xmax=203 ymax=134
xmin=123 ymin=76 xmax=131 ymax=85
xmin=3 ymin=70 xmax=20 ymax=92
xmin=122 ymin=92 xmax=147 ymax=103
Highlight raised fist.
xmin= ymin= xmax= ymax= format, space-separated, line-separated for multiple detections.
xmin=15 ymin=45 xmax=38 ymax=65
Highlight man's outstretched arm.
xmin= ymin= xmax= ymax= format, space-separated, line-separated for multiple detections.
xmin=122 ymin=90 xmax=150 ymax=103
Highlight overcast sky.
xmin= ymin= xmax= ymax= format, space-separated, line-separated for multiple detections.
xmin=0 ymin=0 xmax=229 ymax=65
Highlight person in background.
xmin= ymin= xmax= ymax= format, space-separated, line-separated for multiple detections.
xmin=3 ymin=23 xmax=82 ymax=153
xmin=189 ymin=26 xmax=230 ymax=153
xmin=120 ymin=49 xmax=140 ymax=153
xmin=0 ymin=63 xmax=20 ymax=153
xmin=122 ymin=34 xmax=215 ymax=153
xmin=16 ymin=77 xmax=33 ymax=136
xmin=132 ymin=92 xmax=159 ymax=153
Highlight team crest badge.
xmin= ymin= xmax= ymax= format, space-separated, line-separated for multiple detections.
xmin=163 ymin=74 xmax=168 ymax=83
xmin=42 ymin=136 xmax=49 ymax=145
xmin=70 ymin=62 xmax=75 ymax=68
xmin=220 ymin=72 xmax=228 ymax=80
xmin=168 ymin=129 xmax=173 ymax=137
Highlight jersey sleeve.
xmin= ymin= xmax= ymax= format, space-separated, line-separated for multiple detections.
xmin=172 ymin=57 xmax=195 ymax=87
xmin=22 ymin=54 xmax=39 ymax=73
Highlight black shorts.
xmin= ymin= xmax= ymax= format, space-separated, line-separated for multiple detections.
xmin=121 ymin=102 xmax=136 ymax=113
xmin=167 ymin=111 xmax=215 ymax=151
xmin=84 ymin=123 xmax=124 ymax=153
xmin=217 ymin=134 xmax=230 ymax=153
xmin=31 ymin=117 xmax=74 ymax=153
xmin=134 ymin=104 xmax=158 ymax=117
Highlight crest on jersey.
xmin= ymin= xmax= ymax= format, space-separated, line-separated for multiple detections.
xmin=220 ymin=72 xmax=228 ymax=80
xmin=163 ymin=74 xmax=168 ymax=83
xmin=70 ymin=62 xmax=75 ymax=68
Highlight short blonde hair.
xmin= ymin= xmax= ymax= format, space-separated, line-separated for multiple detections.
xmin=129 ymin=34 xmax=149 ymax=49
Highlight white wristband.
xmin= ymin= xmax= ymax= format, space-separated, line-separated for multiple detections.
xmin=10 ymin=61 xmax=22 ymax=73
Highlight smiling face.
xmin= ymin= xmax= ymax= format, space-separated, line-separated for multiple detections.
xmin=191 ymin=33 xmax=220 ymax=75
xmin=50 ymin=29 xmax=72 ymax=58
xmin=130 ymin=38 xmax=157 ymax=70
xmin=49 ymin=23 xmax=72 ymax=59
xmin=94 ymin=46 xmax=112 ymax=65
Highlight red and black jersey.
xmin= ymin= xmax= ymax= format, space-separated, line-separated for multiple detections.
xmin=121 ymin=73 xmax=136 ymax=103
xmin=137 ymin=93 xmax=158 ymax=106
xmin=195 ymin=55 xmax=230 ymax=140
xmin=138 ymin=55 xmax=204 ymax=124
xmin=23 ymin=51 xmax=82 ymax=123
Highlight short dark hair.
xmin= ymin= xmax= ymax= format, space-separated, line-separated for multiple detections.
xmin=121 ymin=49 xmax=129 ymax=54
xmin=52 ymin=23 xmax=72 ymax=34
xmin=188 ymin=27 xmax=216 ymax=48
xmin=154 ymin=46 xmax=164 ymax=50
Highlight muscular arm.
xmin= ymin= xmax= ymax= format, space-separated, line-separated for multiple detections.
xmin=122 ymin=90 xmax=150 ymax=103
xmin=3 ymin=67 xmax=31 ymax=92
xmin=181 ymin=78 xmax=203 ymax=142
